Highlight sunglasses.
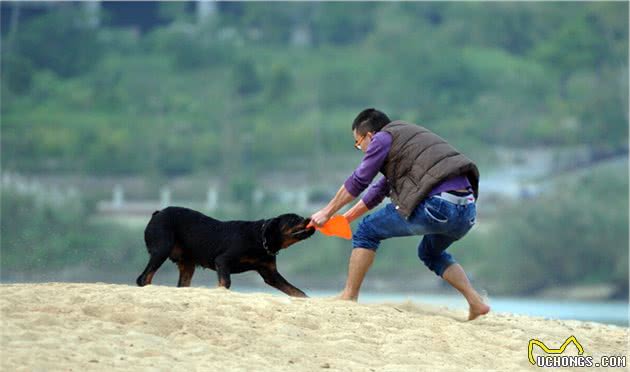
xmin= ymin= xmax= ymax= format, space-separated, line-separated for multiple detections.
xmin=354 ymin=134 xmax=367 ymax=150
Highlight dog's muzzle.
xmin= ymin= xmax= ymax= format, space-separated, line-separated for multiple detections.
xmin=290 ymin=228 xmax=315 ymax=238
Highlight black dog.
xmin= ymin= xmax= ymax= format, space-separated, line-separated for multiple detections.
xmin=136 ymin=206 xmax=315 ymax=297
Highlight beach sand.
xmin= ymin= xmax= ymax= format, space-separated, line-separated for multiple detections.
xmin=1 ymin=283 xmax=628 ymax=371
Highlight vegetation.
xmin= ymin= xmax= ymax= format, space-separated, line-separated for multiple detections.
xmin=2 ymin=163 xmax=627 ymax=297
xmin=1 ymin=187 xmax=142 ymax=278
xmin=457 ymin=164 xmax=629 ymax=298
xmin=1 ymin=2 xmax=627 ymax=297
xmin=2 ymin=2 xmax=627 ymax=176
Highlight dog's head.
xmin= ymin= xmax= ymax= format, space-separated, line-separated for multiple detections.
xmin=263 ymin=213 xmax=315 ymax=252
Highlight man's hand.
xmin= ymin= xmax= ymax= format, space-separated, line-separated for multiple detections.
xmin=310 ymin=209 xmax=332 ymax=227
xmin=310 ymin=185 xmax=356 ymax=227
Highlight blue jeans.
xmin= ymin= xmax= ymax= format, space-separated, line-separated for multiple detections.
xmin=352 ymin=196 xmax=476 ymax=277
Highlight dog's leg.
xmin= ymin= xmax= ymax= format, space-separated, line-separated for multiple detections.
xmin=258 ymin=266 xmax=307 ymax=298
xmin=214 ymin=256 xmax=232 ymax=289
xmin=176 ymin=261 xmax=196 ymax=287
xmin=136 ymin=239 xmax=173 ymax=286
xmin=136 ymin=251 xmax=170 ymax=286
xmin=138 ymin=225 xmax=174 ymax=287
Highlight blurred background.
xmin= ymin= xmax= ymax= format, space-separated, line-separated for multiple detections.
xmin=1 ymin=1 xmax=628 ymax=325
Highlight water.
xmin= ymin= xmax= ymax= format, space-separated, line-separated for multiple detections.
xmin=240 ymin=288 xmax=629 ymax=327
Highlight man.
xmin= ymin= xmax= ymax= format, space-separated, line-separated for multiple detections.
xmin=310 ymin=108 xmax=490 ymax=320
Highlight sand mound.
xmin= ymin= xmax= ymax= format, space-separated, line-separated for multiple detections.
xmin=1 ymin=283 xmax=627 ymax=371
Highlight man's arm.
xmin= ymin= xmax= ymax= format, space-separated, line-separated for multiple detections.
xmin=344 ymin=176 xmax=390 ymax=223
xmin=343 ymin=199 xmax=369 ymax=224
xmin=310 ymin=184 xmax=355 ymax=226
xmin=310 ymin=132 xmax=392 ymax=226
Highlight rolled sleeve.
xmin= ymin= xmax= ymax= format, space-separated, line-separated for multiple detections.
xmin=344 ymin=173 xmax=368 ymax=198
xmin=362 ymin=177 xmax=390 ymax=209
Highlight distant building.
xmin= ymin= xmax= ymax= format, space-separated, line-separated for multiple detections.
xmin=0 ymin=1 xmax=218 ymax=37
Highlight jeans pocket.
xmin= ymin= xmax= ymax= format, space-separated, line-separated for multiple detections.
xmin=467 ymin=204 xmax=477 ymax=226
xmin=424 ymin=205 xmax=448 ymax=224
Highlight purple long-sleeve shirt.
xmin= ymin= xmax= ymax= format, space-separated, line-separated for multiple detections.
xmin=343 ymin=132 xmax=392 ymax=209
xmin=343 ymin=131 xmax=471 ymax=209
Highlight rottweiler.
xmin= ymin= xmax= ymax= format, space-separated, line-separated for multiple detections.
xmin=136 ymin=206 xmax=315 ymax=297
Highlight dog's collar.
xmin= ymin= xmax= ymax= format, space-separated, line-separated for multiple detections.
xmin=261 ymin=220 xmax=278 ymax=256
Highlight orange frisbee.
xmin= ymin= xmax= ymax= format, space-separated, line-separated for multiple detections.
xmin=310 ymin=215 xmax=352 ymax=240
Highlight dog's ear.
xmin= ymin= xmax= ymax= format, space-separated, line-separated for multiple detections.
xmin=262 ymin=218 xmax=281 ymax=248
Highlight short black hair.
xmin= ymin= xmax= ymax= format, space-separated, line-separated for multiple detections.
xmin=351 ymin=108 xmax=391 ymax=135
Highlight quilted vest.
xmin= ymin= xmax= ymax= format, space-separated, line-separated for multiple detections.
xmin=380 ymin=121 xmax=479 ymax=218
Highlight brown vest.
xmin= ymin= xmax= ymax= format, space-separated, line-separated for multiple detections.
xmin=381 ymin=121 xmax=479 ymax=218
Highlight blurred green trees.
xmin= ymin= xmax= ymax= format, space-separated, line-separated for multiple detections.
xmin=457 ymin=166 xmax=629 ymax=297
xmin=2 ymin=164 xmax=627 ymax=298
xmin=1 ymin=2 xmax=628 ymax=296
xmin=8 ymin=7 xmax=103 ymax=80
xmin=2 ymin=2 xmax=627 ymax=175
xmin=1 ymin=187 xmax=141 ymax=277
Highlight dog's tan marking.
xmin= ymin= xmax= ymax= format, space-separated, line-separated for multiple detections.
xmin=170 ymin=244 xmax=184 ymax=261
xmin=177 ymin=261 xmax=195 ymax=287
xmin=218 ymin=277 xmax=230 ymax=288
xmin=239 ymin=257 xmax=259 ymax=265
xmin=281 ymin=237 xmax=300 ymax=248
xmin=145 ymin=272 xmax=155 ymax=284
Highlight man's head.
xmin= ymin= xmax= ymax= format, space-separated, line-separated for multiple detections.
xmin=351 ymin=108 xmax=391 ymax=152
xmin=352 ymin=108 xmax=391 ymax=134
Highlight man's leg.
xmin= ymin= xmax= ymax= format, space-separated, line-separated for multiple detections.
xmin=442 ymin=263 xmax=490 ymax=320
xmin=339 ymin=248 xmax=376 ymax=301
xmin=342 ymin=204 xmax=413 ymax=301
xmin=419 ymin=234 xmax=490 ymax=321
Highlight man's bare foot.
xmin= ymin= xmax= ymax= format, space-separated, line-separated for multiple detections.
xmin=468 ymin=302 xmax=490 ymax=320
xmin=331 ymin=290 xmax=357 ymax=301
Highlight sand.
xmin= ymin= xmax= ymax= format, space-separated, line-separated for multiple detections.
xmin=1 ymin=283 xmax=628 ymax=371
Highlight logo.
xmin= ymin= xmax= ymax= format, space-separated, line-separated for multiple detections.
xmin=528 ymin=336 xmax=584 ymax=365
xmin=528 ymin=335 xmax=627 ymax=368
